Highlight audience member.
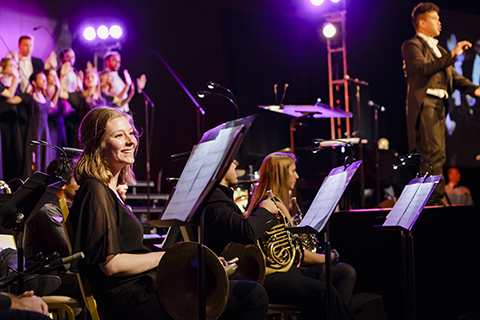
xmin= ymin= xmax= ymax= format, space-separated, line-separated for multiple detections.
xmin=444 ymin=167 xmax=474 ymax=205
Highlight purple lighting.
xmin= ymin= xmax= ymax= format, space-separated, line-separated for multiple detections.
xmin=97 ymin=25 xmax=109 ymax=39
xmin=310 ymin=0 xmax=325 ymax=6
xmin=109 ymin=25 xmax=123 ymax=39
xmin=83 ymin=27 xmax=96 ymax=41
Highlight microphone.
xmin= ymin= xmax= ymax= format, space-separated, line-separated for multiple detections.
xmin=367 ymin=100 xmax=386 ymax=112
xmin=62 ymin=147 xmax=83 ymax=157
xmin=197 ymin=91 xmax=239 ymax=118
xmin=169 ymin=151 xmax=191 ymax=162
xmin=344 ymin=75 xmax=369 ymax=86
xmin=45 ymin=252 xmax=85 ymax=270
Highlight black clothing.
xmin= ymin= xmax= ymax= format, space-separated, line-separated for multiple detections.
xmin=402 ymin=35 xmax=479 ymax=205
xmin=67 ymin=178 xmax=171 ymax=320
xmin=204 ymin=184 xmax=277 ymax=255
xmin=25 ymin=197 xmax=70 ymax=265
xmin=206 ymin=186 xmax=356 ymax=320
xmin=0 ymin=295 xmax=51 ymax=320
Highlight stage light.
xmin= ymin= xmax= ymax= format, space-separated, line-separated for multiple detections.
xmin=97 ymin=25 xmax=109 ymax=39
xmin=83 ymin=27 xmax=96 ymax=41
xmin=322 ymin=23 xmax=336 ymax=38
xmin=330 ymin=0 xmax=341 ymax=3
xmin=310 ymin=0 xmax=325 ymax=5
xmin=109 ymin=25 xmax=122 ymax=39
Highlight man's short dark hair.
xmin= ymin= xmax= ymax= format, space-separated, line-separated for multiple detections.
xmin=47 ymin=158 xmax=74 ymax=183
xmin=18 ymin=35 xmax=33 ymax=44
xmin=103 ymin=51 xmax=120 ymax=61
xmin=411 ymin=2 xmax=439 ymax=30
xmin=59 ymin=48 xmax=74 ymax=60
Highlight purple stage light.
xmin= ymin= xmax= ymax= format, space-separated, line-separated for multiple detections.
xmin=109 ymin=25 xmax=122 ymax=39
xmin=83 ymin=27 xmax=96 ymax=41
xmin=330 ymin=0 xmax=341 ymax=3
xmin=97 ymin=25 xmax=109 ymax=39
xmin=310 ymin=0 xmax=325 ymax=6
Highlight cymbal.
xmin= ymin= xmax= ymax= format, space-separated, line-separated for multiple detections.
xmin=258 ymin=102 xmax=352 ymax=118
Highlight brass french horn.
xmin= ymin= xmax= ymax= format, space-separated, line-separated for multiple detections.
xmin=256 ymin=190 xmax=299 ymax=274
xmin=0 ymin=181 xmax=11 ymax=194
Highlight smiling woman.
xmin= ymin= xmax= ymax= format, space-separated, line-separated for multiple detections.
xmin=66 ymin=107 xmax=173 ymax=320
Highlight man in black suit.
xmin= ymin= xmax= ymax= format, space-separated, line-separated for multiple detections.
xmin=17 ymin=35 xmax=44 ymax=93
xmin=401 ymin=2 xmax=480 ymax=205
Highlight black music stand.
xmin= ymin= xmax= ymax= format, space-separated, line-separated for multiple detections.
xmin=375 ymin=174 xmax=441 ymax=320
xmin=0 ymin=172 xmax=65 ymax=292
xmin=286 ymin=160 xmax=362 ymax=320
xmin=149 ymin=115 xmax=255 ymax=320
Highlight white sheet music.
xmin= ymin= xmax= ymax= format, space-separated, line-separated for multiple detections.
xmin=384 ymin=182 xmax=435 ymax=230
xmin=298 ymin=171 xmax=347 ymax=232
xmin=161 ymin=125 xmax=243 ymax=221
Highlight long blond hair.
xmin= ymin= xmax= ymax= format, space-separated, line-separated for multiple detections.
xmin=74 ymin=107 xmax=139 ymax=186
xmin=246 ymin=152 xmax=296 ymax=216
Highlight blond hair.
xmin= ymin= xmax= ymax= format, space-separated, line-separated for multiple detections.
xmin=74 ymin=107 xmax=138 ymax=186
xmin=246 ymin=152 xmax=296 ymax=216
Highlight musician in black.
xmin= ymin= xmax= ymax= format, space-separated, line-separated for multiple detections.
xmin=246 ymin=152 xmax=356 ymax=320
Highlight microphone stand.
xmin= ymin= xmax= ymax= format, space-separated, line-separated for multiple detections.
xmin=142 ymin=90 xmax=155 ymax=218
xmin=150 ymin=50 xmax=205 ymax=141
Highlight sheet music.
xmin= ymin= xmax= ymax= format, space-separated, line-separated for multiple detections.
xmin=298 ymin=171 xmax=347 ymax=232
xmin=383 ymin=180 xmax=437 ymax=230
xmin=161 ymin=125 xmax=243 ymax=221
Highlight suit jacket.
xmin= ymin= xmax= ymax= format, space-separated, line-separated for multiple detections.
xmin=203 ymin=185 xmax=276 ymax=256
xmin=31 ymin=56 xmax=44 ymax=73
xmin=401 ymin=35 xmax=478 ymax=151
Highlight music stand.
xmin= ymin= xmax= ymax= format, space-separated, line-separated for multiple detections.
xmin=149 ymin=115 xmax=256 ymax=320
xmin=286 ymin=159 xmax=362 ymax=320
xmin=375 ymin=174 xmax=441 ymax=320
xmin=0 ymin=172 xmax=65 ymax=292
xmin=258 ymin=102 xmax=353 ymax=154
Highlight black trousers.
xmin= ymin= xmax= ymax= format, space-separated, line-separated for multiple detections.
xmin=416 ymin=94 xmax=447 ymax=205
xmin=263 ymin=267 xmax=356 ymax=320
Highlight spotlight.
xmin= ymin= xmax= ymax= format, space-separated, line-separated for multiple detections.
xmin=97 ymin=25 xmax=109 ymax=39
xmin=330 ymin=0 xmax=341 ymax=3
xmin=322 ymin=23 xmax=336 ymax=38
xmin=310 ymin=0 xmax=325 ymax=5
xmin=109 ymin=25 xmax=122 ymax=39
xmin=83 ymin=27 xmax=96 ymax=41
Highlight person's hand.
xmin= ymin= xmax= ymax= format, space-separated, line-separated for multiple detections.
xmin=6 ymin=50 xmax=18 ymax=62
xmin=136 ymin=74 xmax=147 ymax=91
xmin=260 ymin=199 xmax=277 ymax=214
xmin=45 ymin=51 xmax=58 ymax=70
xmin=474 ymin=87 xmax=480 ymax=98
xmin=9 ymin=291 xmax=49 ymax=315
xmin=451 ymin=40 xmax=472 ymax=57
xmin=60 ymin=62 xmax=71 ymax=78
xmin=77 ymin=70 xmax=84 ymax=91
xmin=117 ymin=184 xmax=128 ymax=202
xmin=123 ymin=69 xmax=132 ymax=86
xmin=331 ymin=249 xmax=340 ymax=263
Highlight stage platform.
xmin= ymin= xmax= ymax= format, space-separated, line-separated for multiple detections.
xmin=328 ymin=204 xmax=480 ymax=320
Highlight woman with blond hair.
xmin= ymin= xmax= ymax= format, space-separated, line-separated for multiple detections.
xmin=246 ymin=152 xmax=356 ymax=320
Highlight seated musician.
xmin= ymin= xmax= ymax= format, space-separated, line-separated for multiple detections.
xmin=67 ymin=107 xmax=269 ymax=320
xmin=204 ymin=153 xmax=356 ymax=320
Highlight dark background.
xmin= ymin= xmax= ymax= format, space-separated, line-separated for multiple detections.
xmin=2 ymin=0 xmax=480 ymax=203
xmin=2 ymin=1 xmax=480 ymax=319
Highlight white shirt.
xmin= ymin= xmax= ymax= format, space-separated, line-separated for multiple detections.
xmin=472 ymin=54 xmax=480 ymax=86
xmin=19 ymin=56 xmax=33 ymax=93
xmin=110 ymin=71 xmax=129 ymax=113
xmin=417 ymin=33 xmax=449 ymax=99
